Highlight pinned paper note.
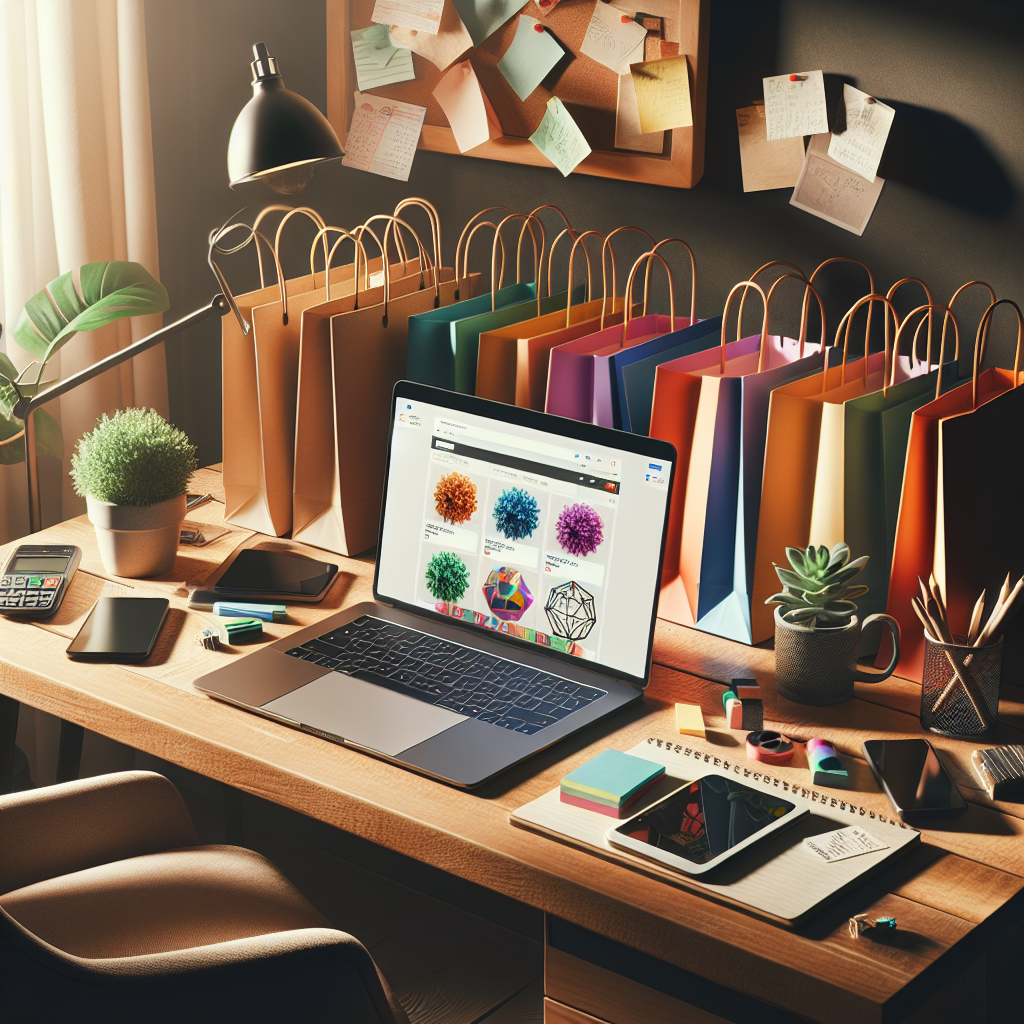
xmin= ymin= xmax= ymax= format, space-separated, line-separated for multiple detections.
xmin=736 ymin=103 xmax=805 ymax=191
xmin=763 ymin=70 xmax=828 ymax=141
xmin=615 ymin=72 xmax=663 ymax=153
xmin=342 ymin=92 xmax=427 ymax=181
xmin=803 ymin=826 xmax=889 ymax=863
xmin=790 ymin=132 xmax=885 ymax=236
xmin=434 ymin=60 xmax=502 ymax=152
xmin=581 ymin=2 xmax=647 ymax=76
xmin=497 ymin=14 xmax=564 ymax=102
xmin=390 ymin=0 xmax=473 ymax=70
xmin=529 ymin=96 xmax=591 ymax=176
xmin=452 ymin=0 xmax=527 ymax=46
xmin=630 ymin=55 xmax=692 ymax=134
xmin=827 ymin=84 xmax=894 ymax=182
xmin=351 ymin=25 xmax=415 ymax=92
xmin=372 ymin=0 xmax=444 ymax=34
xmin=533 ymin=0 xmax=564 ymax=13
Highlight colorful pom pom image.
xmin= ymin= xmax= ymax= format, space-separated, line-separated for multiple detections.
xmin=555 ymin=503 xmax=604 ymax=558
xmin=492 ymin=487 xmax=540 ymax=541
xmin=425 ymin=551 xmax=470 ymax=604
xmin=434 ymin=472 xmax=478 ymax=525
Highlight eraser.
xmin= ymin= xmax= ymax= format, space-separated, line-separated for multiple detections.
xmin=213 ymin=601 xmax=287 ymax=622
xmin=721 ymin=687 xmax=738 ymax=711
xmin=725 ymin=697 xmax=743 ymax=729
xmin=675 ymin=703 xmax=705 ymax=738
xmin=216 ymin=617 xmax=264 ymax=644
xmin=741 ymin=698 xmax=763 ymax=731
xmin=807 ymin=738 xmax=851 ymax=788
xmin=733 ymin=678 xmax=761 ymax=700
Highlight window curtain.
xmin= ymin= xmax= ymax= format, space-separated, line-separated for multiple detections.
xmin=0 ymin=0 xmax=166 ymax=543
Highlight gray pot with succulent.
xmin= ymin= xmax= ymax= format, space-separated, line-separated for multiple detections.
xmin=767 ymin=543 xmax=902 ymax=705
xmin=71 ymin=408 xmax=198 ymax=578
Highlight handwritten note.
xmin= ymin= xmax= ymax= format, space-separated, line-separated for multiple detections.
xmin=529 ymin=96 xmax=591 ymax=176
xmin=351 ymin=25 xmax=415 ymax=92
xmin=763 ymin=70 xmax=827 ymax=141
xmin=342 ymin=92 xmax=427 ymax=181
xmin=827 ymin=84 xmax=894 ymax=182
xmin=790 ymin=132 xmax=885 ymax=236
xmin=434 ymin=60 xmax=502 ymax=152
xmin=389 ymin=0 xmax=473 ymax=70
xmin=803 ymin=826 xmax=889 ymax=863
xmin=452 ymin=0 xmax=527 ymax=46
xmin=615 ymin=72 xmax=663 ymax=153
xmin=736 ymin=103 xmax=804 ymax=191
xmin=630 ymin=55 xmax=692 ymax=134
xmin=372 ymin=0 xmax=444 ymax=34
xmin=497 ymin=14 xmax=564 ymax=102
xmin=581 ymin=2 xmax=647 ymax=76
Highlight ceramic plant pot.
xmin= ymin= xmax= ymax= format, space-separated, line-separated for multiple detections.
xmin=86 ymin=494 xmax=186 ymax=578
xmin=773 ymin=607 xmax=901 ymax=705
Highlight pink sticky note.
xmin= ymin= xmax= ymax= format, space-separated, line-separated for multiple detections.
xmin=433 ymin=60 xmax=502 ymax=153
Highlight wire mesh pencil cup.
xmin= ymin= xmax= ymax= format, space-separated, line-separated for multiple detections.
xmin=920 ymin=632 xmax=1001 ymax=738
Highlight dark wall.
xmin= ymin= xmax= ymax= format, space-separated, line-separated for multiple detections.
xmin=146 ymin=0 xmax=1023 ymax=465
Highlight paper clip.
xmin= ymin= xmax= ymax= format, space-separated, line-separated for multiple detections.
xmin=849 ymin=915 xmax=897 ymax=939
xmin=789 ymin=74 xmax=808 ymax=82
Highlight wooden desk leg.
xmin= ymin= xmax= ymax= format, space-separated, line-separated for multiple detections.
xmin=0 ymin=695 xmax=19 ymax=795
xmin=55 ymin=721 xmax=84 ymax=784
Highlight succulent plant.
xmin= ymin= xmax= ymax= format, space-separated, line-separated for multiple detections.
xmin=766 ymin=542 xmax=869 ymax=628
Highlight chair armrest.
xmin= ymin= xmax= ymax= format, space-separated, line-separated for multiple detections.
xmin=2 ymin=908 xmax=408 ymax=1024
xmin=0 ymin=771 xmax=198 ymax=893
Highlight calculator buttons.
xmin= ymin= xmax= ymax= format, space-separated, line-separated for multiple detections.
xmin=27 ymin=576 xmax=43 ymax=588
xmin=43 ymin=577 xmax=60 ymax=588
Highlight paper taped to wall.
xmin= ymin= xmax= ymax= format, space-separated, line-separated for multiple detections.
xmin=827 ymin=84 xmax=894 ymax=182
xmin=763 ymin=70 xmax=827 ymax=141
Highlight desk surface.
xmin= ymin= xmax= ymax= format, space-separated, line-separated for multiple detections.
xmin=1 ymin=465 xmax=1021 ymax=1024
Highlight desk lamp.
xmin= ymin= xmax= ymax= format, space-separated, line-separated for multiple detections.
xmin=13 ymin=43 xmax=343 ymax=533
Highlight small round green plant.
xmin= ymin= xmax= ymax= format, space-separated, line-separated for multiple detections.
xmin=425 ymin=550 xmax=470 ymax=604
xmin=765 ymin=542 xmax=869 ymax=628
xmin=71 ymin=408 xmax=198 ymax=507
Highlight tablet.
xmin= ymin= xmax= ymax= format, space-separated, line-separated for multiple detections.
xmin=606 ymin=775 xmax=807 ymax=876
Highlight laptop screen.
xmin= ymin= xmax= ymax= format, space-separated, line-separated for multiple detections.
xmin=375 ymin=386 xmax=673 ymax=683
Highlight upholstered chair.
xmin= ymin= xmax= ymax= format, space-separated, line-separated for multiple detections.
xmin=0 ymin=771 xmax=409 ymax=1023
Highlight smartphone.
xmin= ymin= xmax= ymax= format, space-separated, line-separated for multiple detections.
xmin=67 ymin=597 xmax=169 ymax=663
xmin=607 ymin=775 xmax=807 ymax=876
xmin=862 ymin=738 xmax=967 ymax=822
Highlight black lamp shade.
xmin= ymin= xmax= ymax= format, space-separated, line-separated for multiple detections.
xmin=227 ymin=43 xmax=343 ymax=192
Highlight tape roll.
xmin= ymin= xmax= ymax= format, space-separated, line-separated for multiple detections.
xmin=746 ymin=730 xmax=794 ymax=765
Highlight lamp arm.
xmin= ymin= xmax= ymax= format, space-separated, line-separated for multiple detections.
xmin=20 ymin=294 xmax=229 ymax=534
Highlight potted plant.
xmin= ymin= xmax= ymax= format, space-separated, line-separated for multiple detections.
xmin=71 ymin=408 xmax=198 ymax=578
xmin=767 ymin=543 xmax=901 ymax=705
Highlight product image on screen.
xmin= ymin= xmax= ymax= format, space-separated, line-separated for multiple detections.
xmin=613 ymin=777 xmax=797 ymax=866
xmin=376 ymin=396 xmax=673 ymax=681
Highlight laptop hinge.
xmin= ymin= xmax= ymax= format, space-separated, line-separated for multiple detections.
xmin=300 ymin=723 xmax=345 ymax=745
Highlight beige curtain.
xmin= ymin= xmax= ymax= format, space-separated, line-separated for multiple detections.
xmin=0 ymin=0 xmax=166 ymax=543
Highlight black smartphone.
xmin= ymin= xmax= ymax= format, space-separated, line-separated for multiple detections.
xmin=67 ymin=597 xmax=169 ymax=663
xmin=862 ymin=738 xmax=968 ymax=822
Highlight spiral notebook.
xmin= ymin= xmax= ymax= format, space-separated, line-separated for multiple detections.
xmin=510 ymin=737 xmax=919 ymax=926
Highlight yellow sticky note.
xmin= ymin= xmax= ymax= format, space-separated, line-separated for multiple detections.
xmin=675 ymin=703 xmax=705 ymax=738
xmin=630 ymin=55 xmax=692 ymax=135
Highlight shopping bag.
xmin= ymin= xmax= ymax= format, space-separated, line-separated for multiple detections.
xmin=888 ymin=299 xmax=1023 ymax=682
xmin=669 ymin=277 xmax=827 ymax=642
xmin=292 ymin=220 xmax=462 ymax=556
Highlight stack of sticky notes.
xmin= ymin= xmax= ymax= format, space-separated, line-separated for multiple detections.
xmin=560 ymin=749 xmax=665 ymax=818
xmin=674 ymin=703 xmax=705 ymax=738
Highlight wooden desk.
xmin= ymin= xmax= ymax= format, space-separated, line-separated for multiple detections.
xmin=1 ymin=466 xmax=1021 ymax=1024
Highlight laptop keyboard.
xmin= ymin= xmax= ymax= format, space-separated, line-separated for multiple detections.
xmin=284 ymin=615 xmax=607 ymax=736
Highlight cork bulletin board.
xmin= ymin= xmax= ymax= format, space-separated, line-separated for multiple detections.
xmin=326 ymin=0 xmax=709 ymax=187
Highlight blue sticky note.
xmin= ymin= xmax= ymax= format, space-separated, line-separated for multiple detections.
xmin=561 ymin=749 xmax=665 ymax=806
xmin=452 ymin=0 xmax=527 ymax=47
xmin=497 ymin=15 xmax=564 ymax=102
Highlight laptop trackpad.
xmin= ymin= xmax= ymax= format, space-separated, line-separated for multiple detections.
xmin=261 ymin=673 xmax=466 ymax=756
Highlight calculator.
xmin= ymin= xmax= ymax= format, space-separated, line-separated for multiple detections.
xmin=0 ymin=544 xmax=82 ymax=620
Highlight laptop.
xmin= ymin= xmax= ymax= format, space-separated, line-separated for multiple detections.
xmin=196 ymin=381 xmax=675 ymax=787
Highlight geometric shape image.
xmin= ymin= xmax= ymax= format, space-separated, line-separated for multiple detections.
xmin=492 ymin=486 xmax=540 ymax=541
xmin=434 ymin=471 xmax=478 ymax=524
xmin=555 ymin=502 xmax=604 ymax=558
xmin=482 ymin=566 xmax=534 ymax=621
xmin=425 ymin=550 xmax=470 ymax=603
xmin=544 ymin=580 xmax=596 ymax=640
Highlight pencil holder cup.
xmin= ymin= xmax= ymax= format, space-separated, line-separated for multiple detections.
xmin=920 ymin=632 xmax=1001 ymax=738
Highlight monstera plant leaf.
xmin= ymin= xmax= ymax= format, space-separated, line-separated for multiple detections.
xmin=13 ymin=261 xmax=169 ymax=365
xmin=0 ymin=351 xmax=63 ymax=465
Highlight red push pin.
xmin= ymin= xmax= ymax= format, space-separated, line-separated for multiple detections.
xmin=534 ymin=22 xmax=545 ymax=31
xmin=789 ymin=74 xmax=808 ymax=82
xmin=621 ymin=14 xmax=632 ymax=21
